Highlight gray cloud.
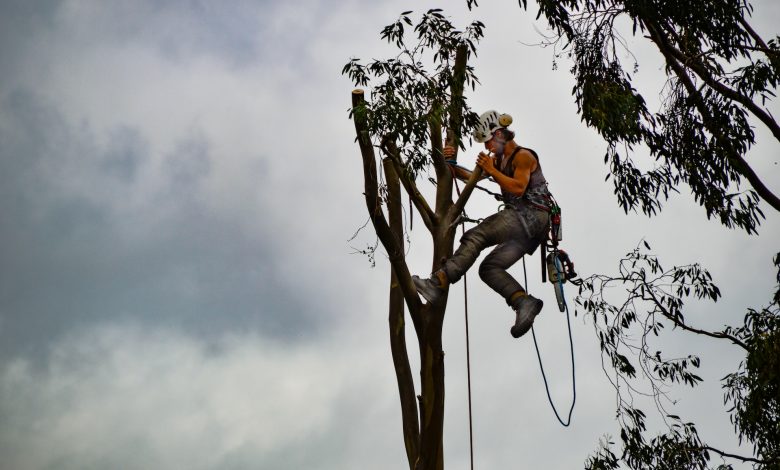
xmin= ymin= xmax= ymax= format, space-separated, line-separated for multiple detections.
xmin=0 ymin=90 xmax=323 ymax=361
xmin=0 ymin=0 xmax=381 ymax=365
xmin=0 ymin=0 xmax=276 ymax=70
xmin=101 ymin=126 xmax=148 ymax=183
xmin=0 ymin=324 xmax=392 ymax=470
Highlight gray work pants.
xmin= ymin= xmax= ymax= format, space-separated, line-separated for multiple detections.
xmin=442 ymin=204 xmax=549 ymax=303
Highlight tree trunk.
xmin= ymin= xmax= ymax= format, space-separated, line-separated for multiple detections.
xmin=349 ymin=43 xmax=473 ymax=470
xmin=417 ymin=307 xmax=446 ymax=470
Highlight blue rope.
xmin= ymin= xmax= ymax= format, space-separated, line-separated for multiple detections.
xmin=522 ymin=256 xmax=577 ymax=427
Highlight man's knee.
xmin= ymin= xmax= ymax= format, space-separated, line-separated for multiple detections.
xmin=460 ymin=226 xmax=488 ymax=248
xmin=478 ymin=259 xmax=497 ymax=283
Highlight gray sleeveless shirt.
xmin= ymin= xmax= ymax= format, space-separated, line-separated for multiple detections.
xmin=498 ymin=146 xmax=551 ymax=210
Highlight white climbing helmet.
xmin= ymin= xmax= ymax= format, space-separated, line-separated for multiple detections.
xmin=473 ymin=110 xmax=513 ymax=143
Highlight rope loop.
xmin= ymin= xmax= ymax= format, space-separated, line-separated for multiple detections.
xmin=523 ymin=257 xmax=577 ymax=427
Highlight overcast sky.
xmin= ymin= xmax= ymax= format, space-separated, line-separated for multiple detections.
xmin=0 ymin=1 xmax=778 ymax=469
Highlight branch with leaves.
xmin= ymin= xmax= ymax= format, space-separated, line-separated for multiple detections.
xmin=514 ymin=0 xmax=780 ymax=232
xmin=576 ymin=245 xmax=780 ymax=469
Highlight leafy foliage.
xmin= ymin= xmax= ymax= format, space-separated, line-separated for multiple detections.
xmin=723 ymin=255 xmax=780 ymax=467
xmin=522 ymin=0 xmax=780 ymax=233
xmin=516 ymin=1 xmax=779 ymax=466
xmin=343 ymin=10 xmax=484 ymax=178
xmin=576 ymin=246 xmax=780 ymax=468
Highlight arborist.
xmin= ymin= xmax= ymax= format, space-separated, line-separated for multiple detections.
xmin=413 ymin=110 xmax=553 ymax=338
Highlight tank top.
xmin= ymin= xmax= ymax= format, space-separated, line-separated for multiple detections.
xmin=498 ymin=146 xmax=551 ymax=210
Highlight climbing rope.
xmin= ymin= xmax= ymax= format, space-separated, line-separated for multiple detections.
xmin=450 ymin=165 xmax=476 ymax=470
xmin=522 ymin=256 xmax=577 ymax=427
xmin=463 ymin=240 xmax=475 ymax=470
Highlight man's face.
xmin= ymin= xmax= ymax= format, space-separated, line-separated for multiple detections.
xmin=485 ymin=131 xmax=504 ymax=155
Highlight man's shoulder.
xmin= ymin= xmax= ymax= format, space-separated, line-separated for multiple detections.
xmin=517 ymin=146 xmax=539 ymax=158
xmin=511 ymin=147 xmax=538 ymax=166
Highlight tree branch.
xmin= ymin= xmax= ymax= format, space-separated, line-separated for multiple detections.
xmin=429 ymin=114 xmax=453 ymax=217
xmin=449 ymin=166 xmax=484 ymax=222
xmin=353 ymin=89 xmax=422 ymax=315
xmin=655 ymin=23 xmax=780 ymax=144
xmin=447 ymin=44 xmax=468 ymax=152
xmin=382 ymin=139 xmax=436 ymax=232
xmin=434 ymin=44 xmax=470 ymax=220
xmin=384 ymin=157 xmax=420 ymax=468
xmin=738 ymin=16 xmax=772 ymax=56
xmin=701 ymin=445 xmax=778 ymax=465
xmin=646 ymin=22 xmax=780 ymax=213
xmin=642 ymin=281 xmax=749 ymax=350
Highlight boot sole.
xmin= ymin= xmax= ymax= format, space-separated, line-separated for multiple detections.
xmin=510 ymin=299 xmax=543 ymax=338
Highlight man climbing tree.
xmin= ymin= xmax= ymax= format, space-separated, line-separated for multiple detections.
xmin=344 ymin=9 xmax=509 ymax=470
xmin=412 ymin=110 xmax=553 ymax=339
xmin=454 ymin=0 xmax=780 ymax=467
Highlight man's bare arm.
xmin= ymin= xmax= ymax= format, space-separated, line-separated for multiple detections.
xmin=444 ymin=146 xmax=490 ymax=182
xmin=476 ymin=149 xmax=533 ymax=196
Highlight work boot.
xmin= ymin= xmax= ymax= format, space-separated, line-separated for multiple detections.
xmin=510 ymin=295 xmax=543 ymax=338
xmin=412 ymin=271 xmax=446 ymax=304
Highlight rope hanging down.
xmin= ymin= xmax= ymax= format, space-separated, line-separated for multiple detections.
xmin=522 ymin=256 xmax=577 ymax=427
xmin=450 ymin=166 xmax=476 ymax=470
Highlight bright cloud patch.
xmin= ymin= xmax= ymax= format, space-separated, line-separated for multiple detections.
xmin=0 ymin=324 xmax=391 ymax=469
